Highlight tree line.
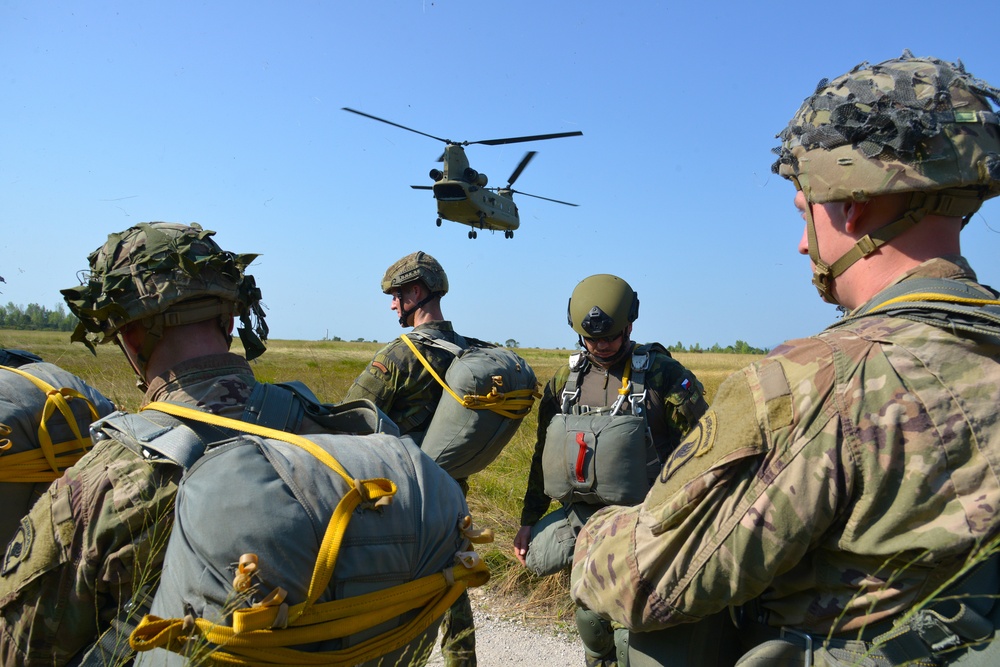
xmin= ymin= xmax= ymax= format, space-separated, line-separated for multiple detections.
xmin=0 ymin=303 xmax=78 ymax=331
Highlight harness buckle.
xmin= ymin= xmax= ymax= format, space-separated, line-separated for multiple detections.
xmin=779 ymin=627 xmax=813 ymax=667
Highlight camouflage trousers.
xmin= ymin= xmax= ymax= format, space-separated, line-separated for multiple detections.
xmin=440 ymin=586 xmax=476 ymax=666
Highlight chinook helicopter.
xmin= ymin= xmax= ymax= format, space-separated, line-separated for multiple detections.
xmin=343 ymin=107 xmax=581 ymax=239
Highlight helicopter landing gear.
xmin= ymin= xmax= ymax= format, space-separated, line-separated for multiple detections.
xmin=468 ymin=230 xmax=478 ymax=239
xmin=504 ymin=230 xmax=513 ymax=239
xmin=435 ymin=218 xmax=442 ymax=227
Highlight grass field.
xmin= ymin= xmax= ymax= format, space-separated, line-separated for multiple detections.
xmin=0 ymin=329 xmax=759 ymax=626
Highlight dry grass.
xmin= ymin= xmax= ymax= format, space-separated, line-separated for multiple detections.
xmin=0 ymin=330 xmax=757 ymax=625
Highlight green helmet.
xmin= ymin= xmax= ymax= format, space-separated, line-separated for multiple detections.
xmin=773 ymin=51 xmax=1000 ymax=207
xmin=567 ymin=274 xmax=639 ymax=338
xmin=380 ymin=251 xmax=449 ymax=297
xmin=61 ymin=222 xmax=268 ymax=362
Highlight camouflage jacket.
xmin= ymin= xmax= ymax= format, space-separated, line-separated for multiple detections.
xmin=519 ymin=342 xmax=708 ymax=527
xmin=570 ymin=256 xmax=1000 ymax=637
xmin=0 ymin=353 xmax=265 ymax=666
xmin=342 ymin=321 xmax=464 ymax=435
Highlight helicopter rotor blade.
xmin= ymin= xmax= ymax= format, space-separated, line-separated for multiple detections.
xmin=510 ymin=189 xmax=579 ymax=207
xmin=470 ymin=130 xmax=583 ymax=147
xmin=342 ymin=107 xmax=452 ymax=144
xmin=506 ymin=151 xmax=536 ymax=187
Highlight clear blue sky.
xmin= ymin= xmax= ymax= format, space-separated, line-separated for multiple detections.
xmin=3 ymin=1 xmax=999 ymax=351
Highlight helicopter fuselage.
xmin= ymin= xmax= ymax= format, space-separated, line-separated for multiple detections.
xmin=426 ymin=143 xmax=519 ymax=231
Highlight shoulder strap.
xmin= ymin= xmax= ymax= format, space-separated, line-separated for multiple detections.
xmin=833 ymin=277 xmax=1000 ymax=335
xmin=560 ymin=352 xmax=588 ymax=413
xmin=242 ymin=382 xmax=307 ymax=431
xmin=92 ymin=409 xmax=232 ymax=470
xmin=405 ymin=330 xmax=468 ymax=356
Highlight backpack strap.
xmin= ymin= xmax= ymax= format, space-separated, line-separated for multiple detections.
xmin=400 ymin=334 xmax=538 ymax=420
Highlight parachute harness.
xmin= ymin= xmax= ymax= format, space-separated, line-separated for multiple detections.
xmin=401 ymin=334 xmax=540 ymax=419
xmin=128 ymin=401 xmax=491 ymax=666
xmin=0 ymin=365 xmax=100 ymax=482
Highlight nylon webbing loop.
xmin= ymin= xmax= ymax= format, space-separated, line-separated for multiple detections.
xmin=128 ymin=401 xmax=490 ymax=666
xmin=0 ymin=365 xmax=100 ymax=482
xmin=400 ymin=334 xmax=540 ymax=419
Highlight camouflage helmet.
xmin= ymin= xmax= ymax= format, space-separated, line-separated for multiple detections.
xmin=380 ymin=251 xmax=449 ymax=297
xmin=773 ymin=51 xmax=1000 ymax=207
xmin=567 ymin=274 xmax=639 ymax=338
xmin=61 ymin=222 xmax=268 ymax=362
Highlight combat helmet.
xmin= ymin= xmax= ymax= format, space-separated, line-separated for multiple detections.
xmin=62 ymin=222 xmax=268 ymax=372
xmin=381 ymin=251 xmax=448 ymax=326
xmin=380 ymin=251 xmax=449 ymax=297
xmin=567 ymin=274 xmax=639 ymax=338
xmin=772 ymin=51 xmax=1000 ymax=302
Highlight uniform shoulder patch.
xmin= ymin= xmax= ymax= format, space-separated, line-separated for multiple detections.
xmin=659 ymin=409 xmax=719 ymax=483
xmin=371 ymin=361 xmax=389 ymax=374
xmin=2 ymin=515 xmax=33 ymax=575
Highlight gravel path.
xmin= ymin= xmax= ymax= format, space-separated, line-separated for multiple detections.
xmin=424 ymin=589 xmax=583 ymax=667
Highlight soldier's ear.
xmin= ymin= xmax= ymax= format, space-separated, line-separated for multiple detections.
xmin=843 ymin=200 xmax=870 ymax=235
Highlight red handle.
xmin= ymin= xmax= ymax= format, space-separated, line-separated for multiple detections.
xmin=575 ymin=432 xmax=588 ymax=483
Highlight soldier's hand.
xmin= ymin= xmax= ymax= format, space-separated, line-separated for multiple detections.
xmin=513 ymin=525 xmax=532 ymax=566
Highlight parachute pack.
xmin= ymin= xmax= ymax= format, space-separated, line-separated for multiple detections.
xmin=0 ymin=360 xmax=114 ymax=546
xmin=83 ymin=385 xmax=490 ymax=667
xmin=401 ymin=331 xmax=539 ymax=479
xmin=542 ymin=345 xmax=657 ymax=507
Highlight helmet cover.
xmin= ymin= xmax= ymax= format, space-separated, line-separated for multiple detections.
xmin=62 ymin=222 xmax=268 ymax=359
xmin=380 ymin=251 xmax=449 ymax=296
xmin=772 ymin=51 xmax=1000 ymax=206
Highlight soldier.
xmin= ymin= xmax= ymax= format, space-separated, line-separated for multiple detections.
xmin=571 ymin=53 xmax=1000 ymax=666
xmin=0 ymin=348 xmax=115 ymax=545
xmin=513 ymin=274 xmax=708 ymax=666
xmin=343 ymin=249 xmax=478 ymax=667
xmin=0 ymin=224 xmax=470 ymax=667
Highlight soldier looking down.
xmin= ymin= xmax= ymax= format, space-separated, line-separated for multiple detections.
xmin=571 ymin=53 xmax=1000 ymax=666
xmin=513 ymin=273 xmax=709 ymax=666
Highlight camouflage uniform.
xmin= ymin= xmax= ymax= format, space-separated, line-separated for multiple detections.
xmin=343 ymin=320 xmax=464 ymax=436
xmin=0 ymin=352 xmax=269 ymax=666
xmin=571 ymin=256 xmax=1000 ymax=660
xmin=0 ymin=352 xmax=115 ymax=546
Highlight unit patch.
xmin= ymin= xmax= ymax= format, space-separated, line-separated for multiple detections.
xmin=371 ymin=361 xmax=389 ymax=374
xmin=660 ymin=409 xmax=717 ymax=484
xmin=2 ymin=515 xmax=33 ymax=575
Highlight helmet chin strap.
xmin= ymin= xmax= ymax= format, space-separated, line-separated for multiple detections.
xmin=396 ymin=288 xmax=439 ymax=327
xmin=582 ymin=333 xmax=633 ymax=369
xmin=797 ymin=180 xmax=982 ymax=306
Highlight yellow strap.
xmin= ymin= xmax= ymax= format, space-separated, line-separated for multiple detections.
xmin=618 ymin=356 xmax=633 ymax=396
xmin=131 ymin=401 xmax=490 ymax=666
xmin=400 ymin=335 xmax=540 ymax=418
xmin=142 ymin=401 xmax=396 ymax=616
xmin=868 ymin=292 xmax=1000 ymax=314
xmin=130 ymin=561 xmax=489 ymax=665
xmin=0 ymin=365 xmax=100 ymax=481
